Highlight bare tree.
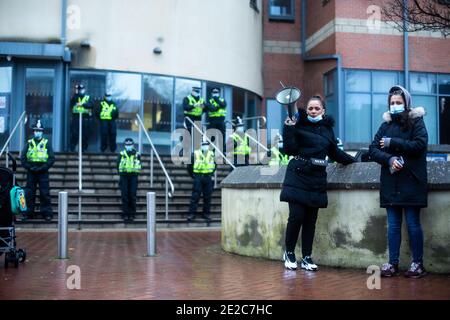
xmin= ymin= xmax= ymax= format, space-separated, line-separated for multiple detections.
xmin=382 ymin=0 xmax=450 ymax=37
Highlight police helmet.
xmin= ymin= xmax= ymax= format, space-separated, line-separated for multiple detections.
xmin=32 ymin=119 xmax=44 ymax=132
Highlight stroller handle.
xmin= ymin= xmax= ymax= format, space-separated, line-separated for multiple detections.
xmin=7 ymin=152 xmax=17 ymax=173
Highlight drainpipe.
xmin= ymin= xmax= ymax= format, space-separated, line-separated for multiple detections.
xmin=301 ymin=0 xmax=344 ymax=139
xmin=61 ymin=0 xmax=67 ymax=47
xmin=403 ymin=0 xmax=409 ymax=91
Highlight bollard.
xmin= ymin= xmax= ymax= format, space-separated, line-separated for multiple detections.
xmin=146 ymin=192 xmax=156 ymax=256
xmin=58 ymin=191 xmax=68 ymax=259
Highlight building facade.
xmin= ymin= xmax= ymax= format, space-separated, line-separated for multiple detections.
xmin=0 ymin=0 xmax=449 ymax=155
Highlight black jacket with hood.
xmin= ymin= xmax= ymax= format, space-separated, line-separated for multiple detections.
xmin=280 ymin=109 xmax=356 ymax=208
xmin=369 ymin=85 xmax=428 ymax=208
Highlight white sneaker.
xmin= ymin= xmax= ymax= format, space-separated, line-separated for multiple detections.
xmin=300 ymin=256 xmax=318 ymax=271
xmin=282 ymin=251 xmax=298 ymax=270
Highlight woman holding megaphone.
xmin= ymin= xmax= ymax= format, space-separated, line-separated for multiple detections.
xmin=280 ymin=94 xmax=356 ymax=271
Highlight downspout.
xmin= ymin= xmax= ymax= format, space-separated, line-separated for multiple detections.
xmin=301 ymin=0 xmax=344 ymax=139
xmin=403 ymin=0 xmax=409 ymax=91
xmin=61 ymin=0 xmax=67 ymax=47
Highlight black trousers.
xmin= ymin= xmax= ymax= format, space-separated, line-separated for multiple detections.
xmin=25 ymin=171 xmax=53 ymax=218
xmin=285 ymin=202 xmax=319 ymax=256
xmin=189 ymin=174 xmax=213 ymax=217
xmin=119 ymin=174 xmax=138 ymax=219
xmin=207 ymin=118 xmax=225 ymax=151
xmin=70 ymin=116 xmax=90 ymax=152
xmin=233 ymin=154 xmax=249 ymax=167
xmin=100 ymin=120 xmax=117 ymax=152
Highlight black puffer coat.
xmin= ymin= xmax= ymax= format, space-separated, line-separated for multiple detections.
xmin=369 ymin=107 xmax=428 ymax=208
xmin=280 ymin=110 xmax=356 ymax=208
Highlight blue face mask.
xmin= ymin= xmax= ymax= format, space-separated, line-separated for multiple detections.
xmin=278 ymin=143 xmax=283 ymax=149
xmin=390 ymin=104 xmax=405 ymax=114
xmin=34 ymin=131 xmax=43 ymax=139
xmin=125 ymin=145 xmax=133 ymax=152
xmin=307 ymin=115 xmax=323 ymax=123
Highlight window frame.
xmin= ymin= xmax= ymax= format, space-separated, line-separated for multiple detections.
xmin=268 ymin=0 xmax=295 ymax=22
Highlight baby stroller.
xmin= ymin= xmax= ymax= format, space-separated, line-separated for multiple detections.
xmin=0 ymin=152 xmax=26 ymax=268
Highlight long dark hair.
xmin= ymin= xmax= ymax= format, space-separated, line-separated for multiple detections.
xmin=388 ymin=90 xmax=411 ymax=131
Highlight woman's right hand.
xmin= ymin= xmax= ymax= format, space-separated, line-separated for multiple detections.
xmin=285 ymin=116 xmax=296 ymax=126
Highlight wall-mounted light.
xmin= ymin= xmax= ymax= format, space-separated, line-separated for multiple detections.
xmin=153 ymin=47 xmax=162 ymax=55
xmin=6 ymin=55 xmax=12 ymax=61
xmin=80 ymin=40 xmax=90 ymax=48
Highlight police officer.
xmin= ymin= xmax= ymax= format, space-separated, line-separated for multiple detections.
xmin=183 ymin=86 xmax=204 ymax=145
xmin=97 ymin=93 xmax=118 ymax=152
xmin=187 ymin=140 xmax=215 ymax=222
xmin=205 ymin=88 xmax=227 ymax=150
xmin=226 ymin=117 xmax=251 ymax=167
xmin=20 ymin=120 xmax=55 ymax=221
xmin=269 ymin=134 xmax=290 ymax=166
xmin=70 ymin=84 xmax=93 ymax=152
xmin=117 ymin=138 xmax=141 ymax=222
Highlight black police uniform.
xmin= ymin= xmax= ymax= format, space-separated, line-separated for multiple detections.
xmin=70 ymin=91 xmax=93 ymax=152
xmin=205 ymin=94 xmax=227 ymax=150
xmin=96 ymin=97 xmax=119 ymax=152
xmin=187 ymin=147 xmax=215 ymax=222
xmin=117 ymin=145 xmax=141 ymax=222
xmin=20 ymin=135 xmax=55 ymax=220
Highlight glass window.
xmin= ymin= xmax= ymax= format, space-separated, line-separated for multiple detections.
xmin=25 ymin=68 xmax=55 ymax=143
xmin=0 ymin=67 xmax=12 ymax=145
xmin=345 ymin=70 xmax=371 ymax=92
xmin=439 ymin=97 xmax=450 ymax=144
xmin=106 ymin=72 xmax=142 ymax=145
xmin=372 ymin=71 xmax=398 ymax=93
xmin=143 ymin=75 xmax=173 ymax=148
xmin=175 ymin=78 xmax=201 ymax=129
xmin=438 ymin=74 xmax=450 ymax=94
xmin=345 ymin=93 xmax=372 ymax=142
xmin=324 ymin=71 xmax=334 ymax=96
xmin=269 ymin=0 xmax=295 ymax=20
xmin=413 ymin=96 xmax=437 ymax=144
xmin=232 ymin=87 xmax=245 ymax=121
xmin=266 ymin=99 xmax=286 ymax=144
xmin=410 ymin=73 xmax=437 ymax=94
xmin=372 ymin=94 xmax=388 ymax=137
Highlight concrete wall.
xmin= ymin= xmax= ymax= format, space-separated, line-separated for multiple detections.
xmin=0 ymin=0 xmax=263 ymax=95
xmin=221 ymin=164 xmax=450 ymax=273
xmin=66 ymin=0 xmax=263 ymax=95
xmin=0 ymin=0 xmax=61 ymax=43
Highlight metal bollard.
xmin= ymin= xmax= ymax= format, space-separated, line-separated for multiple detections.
xmin=146 ymin=192 xmax=156 ymax=256
xmin=58 ymin=191 xmax=68 ymax=259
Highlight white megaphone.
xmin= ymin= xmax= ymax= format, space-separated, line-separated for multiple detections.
xmin=275 ymin=83 xmax=301 ymax=120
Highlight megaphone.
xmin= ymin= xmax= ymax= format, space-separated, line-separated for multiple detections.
xmin=275 ymin=85 xmax=301 ymax=120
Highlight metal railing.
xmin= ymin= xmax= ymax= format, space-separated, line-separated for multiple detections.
xmin=77 ymin=113 xmax=83 ymax=230
xmin=0 ymin=112 xmax=27 ymax=167
xmin=136 ymin=114 xmax=175 ymax=221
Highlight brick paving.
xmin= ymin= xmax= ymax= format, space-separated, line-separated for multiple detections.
xmin=0 ymin=230 xmax=449 ymax=300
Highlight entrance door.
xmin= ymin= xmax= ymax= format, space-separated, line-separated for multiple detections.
xmin=25 ymin=68 xmax=55 ymax=143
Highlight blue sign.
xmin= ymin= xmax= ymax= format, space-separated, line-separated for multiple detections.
xmin=426 ymin=153 xmax=448 ymax=162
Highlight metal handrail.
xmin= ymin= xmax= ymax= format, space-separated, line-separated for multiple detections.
xmin=0 ymin=111 xmax=27 ymax=168
xmin=136 ymin=114 xmax=175 ymax=215
xmin=229 ymin=116 xmax=267 ymax=128
xmin=184 ymin=117 xmax=236 ymax=169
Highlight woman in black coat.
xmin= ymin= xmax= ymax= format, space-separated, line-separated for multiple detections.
xmin=280 ymin=95 xmax=356 ymax=271
xmin=369 ymin=85 xmax=428 ymax=279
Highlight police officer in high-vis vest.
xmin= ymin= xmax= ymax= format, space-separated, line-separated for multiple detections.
xmin=205 ymin=87 xmax=227 ymax=150
xmin=187 ymin=140 xmax=215 ymax=222
xmin=226 ymin=117 xmax=251 ymax=167
xmin=97 ymin=93 xmax=119 ymax=152
xmin=269 ymin=135 xmax=290 ymax=166
xmin=117 ymin=138 xmax=141 ymax=222
xmin=20 ymin=120 xmax=55 ymax=221
xmin=183 ymin=86 xmax=204 ymax=141
xmin=70 ymin=84 xmax=93 ymax=152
